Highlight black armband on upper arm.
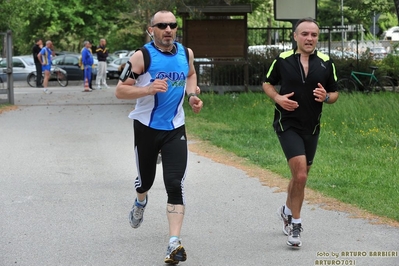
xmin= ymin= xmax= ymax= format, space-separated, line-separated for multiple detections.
xmin=119 ymin=61 xmax=141 ymax=82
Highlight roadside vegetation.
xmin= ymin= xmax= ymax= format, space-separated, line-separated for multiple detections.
xmin=1 ymin=0 xmax=398 ymax=55
xmin=184 ymin=91 xmax=399 ymax=222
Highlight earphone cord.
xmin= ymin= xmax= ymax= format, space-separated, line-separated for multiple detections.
xmin=146 ymin=30 xmax=176 ymax=55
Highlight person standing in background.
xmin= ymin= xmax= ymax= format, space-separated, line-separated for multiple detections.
xmin=81 ymin=41 xmax=94 ymax=92
xmin=95 ymin=38 xmax=109 ymax=89
xmin=38 ymin=40 xmax=53 ymax=94
xmin=32 ymin=38 xmax=43 ymax=88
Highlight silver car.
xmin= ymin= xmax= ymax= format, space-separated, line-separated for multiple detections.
xmin=369 ymin=47 xmax=387 ymax=59
xmin=0 ymin=56 xmax=37 ymax=82
xmin=107 ymin=57 xmax=129 ymax=79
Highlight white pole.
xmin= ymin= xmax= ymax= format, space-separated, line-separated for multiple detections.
xmin=341 ymin=0 xmax=344 ymax=57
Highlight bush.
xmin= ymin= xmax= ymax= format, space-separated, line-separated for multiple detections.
xmin=378 ymin=54 xmax=399 ymax=77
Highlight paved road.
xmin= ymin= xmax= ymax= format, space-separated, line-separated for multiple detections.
xmin=1 ymin=83 xmax=398 ymax=266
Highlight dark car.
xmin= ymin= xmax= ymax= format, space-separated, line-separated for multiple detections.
xmin=52 ymin=54 xmax=98 ymax=80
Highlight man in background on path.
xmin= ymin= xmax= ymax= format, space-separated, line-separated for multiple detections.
xmin=81 ymin=41 xmax=94 ymax=92
xmin=95 ymin=38 xmax=109 ymax=89
xmin=32 ymin=38 xmax=43 ymax=88
xmin=38 ymin=40 xmax=53 ymax=94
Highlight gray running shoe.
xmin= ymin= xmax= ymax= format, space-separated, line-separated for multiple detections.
xmin=277 ymin=205 xmax=292 ymax=235
xmin=164 ymin=239 xmax=187 ymax=265
xmin=129 ymin=196 xmax=147 ymax=229
xmin=287 ymin=223 xmax=303 ymax=247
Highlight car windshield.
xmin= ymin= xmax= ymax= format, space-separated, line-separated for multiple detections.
xmin=21 ymin=57 xmax=35 ymax=66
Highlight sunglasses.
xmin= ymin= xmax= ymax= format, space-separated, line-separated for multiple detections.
xmin=151 ymin=22 xmax=178 ymax=30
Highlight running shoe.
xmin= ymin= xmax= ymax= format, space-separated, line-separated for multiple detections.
xmin=128 ymin=196 xmax=147 ymax=228
xmin=287 ymin=223 xmax=303 ymax=247
xmin=164 ymin=239 xmax=187 ymax=265
xmin=277 ymin=205 xmax=292 ymax=235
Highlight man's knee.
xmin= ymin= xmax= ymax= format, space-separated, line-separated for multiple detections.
xmin=166 ymin=178 xmax=184 ymax=204
xmin=292 ymin=172 xmax=308 ymax=186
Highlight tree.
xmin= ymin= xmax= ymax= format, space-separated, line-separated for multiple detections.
xmin=394 ymin=0 xmax=399 ymax=24
xmin=0 ymin=0 xmax=397 ymax=55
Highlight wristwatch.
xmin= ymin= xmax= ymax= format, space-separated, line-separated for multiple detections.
xmin=187 ymin=93 xmax=197 ymax=102
xmin=324 ymin=93 xmax=330 ymax=103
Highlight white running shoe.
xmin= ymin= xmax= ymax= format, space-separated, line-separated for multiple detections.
xmin=287 ymin=223 xmax=303 ymax=247
xmin=277 ymin=205 xmax=292 ymax=235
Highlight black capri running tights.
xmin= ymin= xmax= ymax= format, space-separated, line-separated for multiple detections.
xmin=133 ymin=120 xmax=188 ymax=205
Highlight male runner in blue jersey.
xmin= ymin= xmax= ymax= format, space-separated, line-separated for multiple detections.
xmin=115 ymin=10 xmax=203 ymax=265
xmin=263 ymin=18 xmax=339 ymax=248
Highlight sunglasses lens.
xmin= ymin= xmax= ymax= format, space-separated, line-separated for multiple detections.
xmin=154 ymin=23 xmax=177 ymax=29
xmin=158 ymin=23 xmax=168 ymax=29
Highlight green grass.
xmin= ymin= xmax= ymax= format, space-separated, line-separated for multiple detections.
xmin=0 ymin=104 xmax=11 ymax=109
xmin=184 ymin=92 xmax=399 ymax=222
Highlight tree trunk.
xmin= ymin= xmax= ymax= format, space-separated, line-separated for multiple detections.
xmin=394 ymin=0 xmax=399 ymax=24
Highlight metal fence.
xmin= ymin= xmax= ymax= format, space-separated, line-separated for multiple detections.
xmin=193 ymin=26 xmax=399 ymax=93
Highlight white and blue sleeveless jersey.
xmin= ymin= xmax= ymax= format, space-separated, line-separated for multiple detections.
xmin=128 ymin=42 xmax=189 ymax=130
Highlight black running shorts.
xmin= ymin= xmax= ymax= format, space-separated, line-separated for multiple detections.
xmin=276 ymin=128 xmax=319 ymax=165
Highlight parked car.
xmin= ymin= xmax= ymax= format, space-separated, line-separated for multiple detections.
xmin=113 ymin=50 xmax=129 ymax=58
xmin=369 ymin=47 xmax=387 ymax=59
xmin=93 ymin=54 xmax=119 ymax=64
xmin=108 ymin=57 xmax=129 ymax=69
xmin=0 ymin=56 xmax=37 ymax=81
xmin=54 ymin=51 xmax=76 ymax=56
xmin=107 ymin=57 xmax=129 ymax=79
xmin=325 ymin=49 xmax=357 ymax=59
xmin=94 ymin=54 xmax=119 ymax=78
xmin=126 ymin=50 xmax=136 ymax=58
xmin=52 ymin=54 xmax=98 ymax=80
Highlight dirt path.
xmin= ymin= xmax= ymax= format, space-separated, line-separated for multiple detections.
xmin=188 ymin=136 xmax=399 ymax=228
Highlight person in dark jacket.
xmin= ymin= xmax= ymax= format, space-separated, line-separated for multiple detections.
xmin=32 ymin=38 xmax=43 ymax=88
xmin=95 ymin=38 xmax=109 ymax=89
